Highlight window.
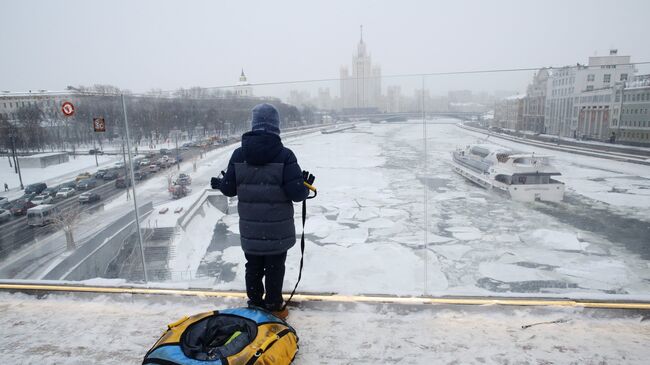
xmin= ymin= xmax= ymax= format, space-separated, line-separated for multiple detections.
xmin=586 ymin=85 xmax=594 ymax=91
xmin=620 ymin=73 xmax=628 ymax=81
xmin=604 ymin=74 xmax=611 ymax=83
xmin=587 ymin=74 xmax=595 ymax=82
xmin=9 ymin=102 xmax=13 ymax=107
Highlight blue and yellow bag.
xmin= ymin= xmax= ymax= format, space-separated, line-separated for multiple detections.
xmin=143 ymin=307 xmax=298 ymax=365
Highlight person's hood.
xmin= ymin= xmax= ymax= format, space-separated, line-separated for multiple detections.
xmin=241 ymin=130 xmax=284 ymax=165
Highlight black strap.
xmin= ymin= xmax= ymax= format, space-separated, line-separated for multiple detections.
xmin=282 ymin=199 xmax=306 ymax=311
xmin=244 ymin=329 xmax=294 ymax=365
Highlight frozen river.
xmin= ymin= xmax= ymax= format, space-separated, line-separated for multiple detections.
xmin=189 ymin=120 xmax=650 ymax=298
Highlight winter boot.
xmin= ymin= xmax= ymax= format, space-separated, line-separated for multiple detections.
xmin=271 ymin=307 xmax=289 ymax=320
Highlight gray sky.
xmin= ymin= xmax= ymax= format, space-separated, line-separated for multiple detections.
xmin=2 ymin=0 xmax=650 ymax=97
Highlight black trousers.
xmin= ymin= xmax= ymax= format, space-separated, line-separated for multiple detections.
xmin=244 ymin=252 xmax=287 ymax=311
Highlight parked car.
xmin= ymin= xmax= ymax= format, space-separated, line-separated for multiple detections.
xmin=114 ymin=162 xmax=125 ymax=169
xmin=41 ymin=187 xmax=59 ymax=197
xmin=0 ymin=209 xmax=11 ymax=223
xmin=115 ymin=177 xmax=132 ymax=188
xmin=139 ymin=159 xmax=151 ymax=166
xmin=75 ymin=172 xmax=92 ymax=182
xmin=10 ymin=200 xmax=36 ymax=216
xmin=0 ymin=201 xmax=11 ymax=210
xmin=103 ymin=170 xmax=119 ymax=180
xmin=24 ymin=182 xmax=47 ymax=195
xmin=56 ymin=187 xmax=76 ymax=199
xmin=88 ymin=149 xmax=104 ymax=155
xmin=160 ymin=148 xmax=171 ymax=155
xmin=31 ymin=194 xmax=53 ymax=205
xmin=149 ymin=164 xmax=161 ymax=173
xmin=77 ymin=178 xmax=98 ymax=190
xmin=94 ymin=169 xmax=109 ymax=179
xmin=78 ymin=192 xmax=101 ymax=204
xmin=26 ymin=204 xmax=59 ymax=226
xmin=0 ymin=197 xmax=8 ymax=205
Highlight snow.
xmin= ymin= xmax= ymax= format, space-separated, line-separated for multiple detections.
xmin=0 ymin=291 xmax=649 ymax=364
xmin=177 ymin=121 xmax=650 ymax=299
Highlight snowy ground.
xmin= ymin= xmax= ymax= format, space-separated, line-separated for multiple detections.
xmin=0 ymin=291 xmax=648 ymax=364
xmin=187 ymin=120 xmax=650 ymax=299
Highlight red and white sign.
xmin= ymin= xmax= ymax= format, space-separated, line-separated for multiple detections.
xmin=61 ymin=101 xmax=75 ymax=116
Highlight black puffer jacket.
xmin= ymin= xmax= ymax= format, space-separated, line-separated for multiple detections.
xmin=219 ymin=131 xmax=309 ymax=255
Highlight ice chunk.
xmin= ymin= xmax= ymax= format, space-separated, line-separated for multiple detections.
xmin=445 ymin=226 xmax=482 ymax=241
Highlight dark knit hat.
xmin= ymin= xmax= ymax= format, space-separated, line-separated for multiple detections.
xmin=251 ymin=103 xmax=280 ymax=135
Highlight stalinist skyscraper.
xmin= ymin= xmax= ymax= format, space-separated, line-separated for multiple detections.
xmin=340 ymin=26 xmax=382 ymax=111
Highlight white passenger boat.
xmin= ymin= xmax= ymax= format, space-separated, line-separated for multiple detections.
xmin=451 ymin=144 xmax=565 ymax=202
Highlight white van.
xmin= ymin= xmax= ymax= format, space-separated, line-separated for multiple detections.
xmin=26 ymin=204 xmax=59 ymax=227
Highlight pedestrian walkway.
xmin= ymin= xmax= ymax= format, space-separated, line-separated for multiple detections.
xmin=0 ymin=289 xmax=648 ymax=364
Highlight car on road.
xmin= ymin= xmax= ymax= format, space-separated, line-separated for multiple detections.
xmin=103 ymin=170 xmax=119 ymax=180
xmin=139 ymin=159 xmax=151 ymax=167
xmin=78 ymin=192 xmax=101 ymax=204
xmin=94 ymin=169 xmax=109 ymax=179
xmin=115 ymin=177 xmax=132 ymax=188
xmin=160 ymin=148 xmax=171 ymax=155
xmin=31 ymin=194 xmax=53 ymax=205
xmin=76 ymin=178 xmax=98 ymax=190
xmin=156 ymin=158 xmax=171 ymax=168
xmin=41 ymin=187 xmax=59 ymax=197
xmin=88 ymin=149 xmax=104 ymax=155
xmin=26 ymin=204 xmax=59 ymax=226
xmin=0 ymin=209 xmax=11 ymax=223
xmin=18 ymin=192 xmax=37 ymax=202
xmin=149 ymin=164 xmax=161 ymax=173
xmin=0 ymin=201 xmax=11 ymax=210
xmin=75 ymin=172 xmax=92 ymax=182
xmin=176 ymin=173 xmax=192 ymax=186
xmin=56 ymin=187 xmax=76 ymax=199
xmin=10 ymin=200 xmax=36 ymax=216
xmin=114 ymin=162 xmax=125 ymax=169
xmin=24 ymin=182 xmax=47 ymax=195
xmin=134 ymin=171 xmax=148 ymax=180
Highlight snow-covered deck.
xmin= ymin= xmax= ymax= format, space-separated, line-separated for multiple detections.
xmin=1 ymin=289 xmax=649 ymax=364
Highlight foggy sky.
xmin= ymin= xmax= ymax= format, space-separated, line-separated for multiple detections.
xmin=2 ymin=0 xmax=650 ymax=97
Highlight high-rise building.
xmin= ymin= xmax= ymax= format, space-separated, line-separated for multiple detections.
xmin=340 ymin=26 xmax=382 ymax=111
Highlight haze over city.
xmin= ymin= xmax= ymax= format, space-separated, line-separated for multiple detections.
xmin=2 ymin=0 xmax=650 ymax=95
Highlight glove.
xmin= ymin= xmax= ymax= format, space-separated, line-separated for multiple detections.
xmin=302 ymin=170 xmax=315 ymax=185
xmin=210 ymin=177 xmax=222 ymax=190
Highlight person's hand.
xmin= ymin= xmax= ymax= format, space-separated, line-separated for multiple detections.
xmin=302 ymin=170 xmax=315 ymax=185
xmin=211 ymin=177 xmax=222 ymax=189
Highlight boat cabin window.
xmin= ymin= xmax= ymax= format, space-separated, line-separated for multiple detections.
xmin=470 ymin=146 xmax=490 ymax=158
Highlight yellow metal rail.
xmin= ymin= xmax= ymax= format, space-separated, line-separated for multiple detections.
xmin=1 ymin=283 xmax=650 ymax=310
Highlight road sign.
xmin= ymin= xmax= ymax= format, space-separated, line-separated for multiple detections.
xmin=61 ymin=101 xmax=75 ymax=116
xmin=93 ymin=117 xmax=106 ymax=132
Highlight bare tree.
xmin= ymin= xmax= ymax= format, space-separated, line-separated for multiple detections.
xmin=52 ymin=206 xmax=84 ymax=251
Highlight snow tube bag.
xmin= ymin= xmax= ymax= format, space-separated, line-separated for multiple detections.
xmin=143 ymin=307 xmax=298 ymax=365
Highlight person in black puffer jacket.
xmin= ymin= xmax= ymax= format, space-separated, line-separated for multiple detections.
xmin=212 ymin=103 xmax=309 ymax=318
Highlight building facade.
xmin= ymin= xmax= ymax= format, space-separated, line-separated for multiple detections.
xmin=0 ymin=91 xmax=76 ymax=122
xmin=575 ymin=88 xmax=613 ymax=140
xmin=522 ymin=68 xmax=549 ymax=133
xmin=545 ymin=50 xmax=635 ymax=137
xmin=340 ymin=29 xmax=382 ymax=111
xmin=493 ymin=94 xmax=525 ymax=130
xmin=616 ymin=75 xmax=650 ymax=146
